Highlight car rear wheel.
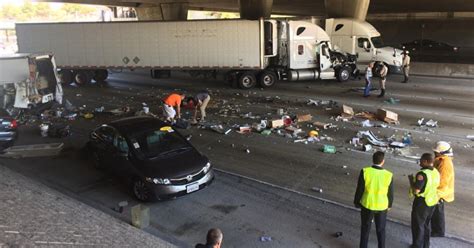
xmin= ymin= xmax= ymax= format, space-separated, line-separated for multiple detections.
xmin=258 ymin=70 xmax=277 ymax=88
xmin=133 ymin=179 xmax=154 ymax=202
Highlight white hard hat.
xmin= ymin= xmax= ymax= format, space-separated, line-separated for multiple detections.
xmin=433 ymin=141 xmax=453 ymax=155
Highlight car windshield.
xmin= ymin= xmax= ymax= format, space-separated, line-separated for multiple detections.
xmin=128 ymin=127 xmax=191 ymax=159
xmin=371 ymin=36 xmax=385 ymax=48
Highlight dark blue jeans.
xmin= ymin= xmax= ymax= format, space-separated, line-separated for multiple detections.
xmin=364 ymin=78 xmax=372 ymax=96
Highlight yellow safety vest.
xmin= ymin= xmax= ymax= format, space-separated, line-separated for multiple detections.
xmin=360 ymin=167 xmax=393 ymax=211
xmin=415 ymin=168 xmax=440 ymax=207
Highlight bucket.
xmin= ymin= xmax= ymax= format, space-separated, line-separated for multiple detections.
xmin=40 ymin=124 xmax=49 ymax=137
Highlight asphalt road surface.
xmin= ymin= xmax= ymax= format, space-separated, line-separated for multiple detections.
xmin=2 ymin=70 xmax=473 ymax=247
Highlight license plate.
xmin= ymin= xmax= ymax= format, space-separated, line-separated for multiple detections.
xmin=186 ymin=183 xmax=199 ymax=193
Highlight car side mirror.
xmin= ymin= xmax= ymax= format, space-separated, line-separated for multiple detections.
xmin=363 ymin=41 xmax=369 ymax=51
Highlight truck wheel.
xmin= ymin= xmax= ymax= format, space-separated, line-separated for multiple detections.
xmin=93 ymin=69 xmax=108 ymax=82
xmin=74 ymin=70 xmax=92 ymax=85
xmin=58 ymin=69 xmax=73 ymax=85
xmin=238 ymin=72 xmax=256 ymax=89
xmin=336 ymin=66 xmax=351 ymax=82
xmin=258 ymin=71 xmax=277 ymax=88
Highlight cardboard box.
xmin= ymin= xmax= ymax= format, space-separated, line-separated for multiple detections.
xmin=377 ymin=109 xmax=398 ymax=123
xmin=271 ymin=119 xmax=284 ymax=128
xmin=285 ymin=126 xmax=302 ymax=135
xmin=341 ymin=105 xmax=354 ymax=117
xmin=297 ymin=114 xmax=312 ymax=123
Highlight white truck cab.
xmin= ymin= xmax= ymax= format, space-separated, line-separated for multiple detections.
xmin=325 ymin=18 xmax=403 ymax=74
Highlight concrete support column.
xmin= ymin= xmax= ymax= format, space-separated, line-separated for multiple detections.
xmin=325 ymin=0 xmax=370 ymax=21
xmin=136 ymin=3 xmax=188 ymax=21
xmin=239 ymin=0 xmax=273 ymax=20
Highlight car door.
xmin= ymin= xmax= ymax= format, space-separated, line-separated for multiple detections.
xmin=90 ymin=125 xmax=115 ymax=167
xmin=356 ymin=37 xmax=373 ymax=63
xmin=108 ymin=132 xmax=132 ymax=177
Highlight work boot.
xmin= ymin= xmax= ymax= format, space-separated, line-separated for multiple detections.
xmin=378 ymin=89 xmax=385 ymax=98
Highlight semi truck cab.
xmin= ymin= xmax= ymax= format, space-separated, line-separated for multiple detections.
xmin=325 ymin=18 xmax=403 ymax=74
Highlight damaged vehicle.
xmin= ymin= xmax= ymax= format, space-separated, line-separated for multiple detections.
xmin=87 ymin=116 xmax=214 ymax=202
xmin=0 ymin=53 xmax=63 ymax=116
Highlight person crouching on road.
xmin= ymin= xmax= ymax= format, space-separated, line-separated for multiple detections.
xmin=378 ymin=63 xmax=388 ymax=98
xmin=363 ymin=62 xmax=374 ymax=97
xmin=195 ymin=228 xmax=223 ymax=248
xmin=431 ymin=141 xmax=455 ymax=237
xmin=354 ymin=151 xmax=394 ymax=248
xmin=162 ymin=93 xmax=185 ymax=122
xmin=187 ymin=90 xmax=211 ymax=124
xmin=409 ymin=153 xmax=440 ymax=248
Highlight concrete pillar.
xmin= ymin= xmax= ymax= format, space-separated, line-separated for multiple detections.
xmin=325 ymin=0 xmax=370 ymax=21
xmin=239 ymin=0 xmax=273 ymax=20
xmin=136 ymin=3 xmax=188 ymax=21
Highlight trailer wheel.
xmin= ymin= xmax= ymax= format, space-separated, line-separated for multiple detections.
xmin=74 ymin=70 xmax=92 ymax=85
xmin=336 ymin=66 xmax=351 ymax=82
xmin=258 ymin=71 xmax=277 ymax=88
xmin=238 ymin=72 xmax=256 ymax=89
xmin=58 ymin=69 xmax=73 ymax=85
xmin=93 ymin=69 xmax=108 ymax=82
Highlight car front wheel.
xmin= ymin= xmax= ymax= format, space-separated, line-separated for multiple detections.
xmin=132 ymin=179 xmax=154 ymax=202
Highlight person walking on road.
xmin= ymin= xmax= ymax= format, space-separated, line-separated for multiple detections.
xmin=363 ymin=62 xmax=374 ymax=97
xmin=402 ymin=51 xmax=411 ymax=83
xmin=195 ymin=228 xmax=223 ymax=248
xmin=188 ymin=90 xmax=211 ymax=124
xmin=431 ymin=141 xmax=455 ymax=237
xmin=354 ymin=151 xmax=394 ymax=248
xmin=378 ymin=63 xmax=388 ymax=98
xmin=162 ymin=93 xmax=185 ymax=122
xmin=409 ymin=153 xmax=440 ymax=248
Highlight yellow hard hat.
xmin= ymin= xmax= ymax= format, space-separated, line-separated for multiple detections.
xmin=309 ymin=130 xmax=319 ymax=137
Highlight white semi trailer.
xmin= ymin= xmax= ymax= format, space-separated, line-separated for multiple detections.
xmin=325 ymin=18 xmax=403 ymax=74
xmin=16 ymin=19 xmax=357 ymax=89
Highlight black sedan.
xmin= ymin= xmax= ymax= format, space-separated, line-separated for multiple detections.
xmin=402 ymin=39 xmax=459 ymax=53
xmin=0 ymin=109 xmax=18 ymax=151
xmin=87 ymin=116 xmax=214 ymax=201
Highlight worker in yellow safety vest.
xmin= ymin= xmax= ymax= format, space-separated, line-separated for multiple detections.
xmin=409 ymin=153 xmax=440 ymax=248
xmin=431 ymin=141 xmax=455 ymax=237
xmin=354 ymin=151 xmax=393 ymax=248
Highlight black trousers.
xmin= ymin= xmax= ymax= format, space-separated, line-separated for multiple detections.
xmin=360 ymin=207 xmax=387 ymax=248
xmin=411 ymin=197 xmax=435 ymax=248
xmin=431 ymin=200 xmax=445 ymax=236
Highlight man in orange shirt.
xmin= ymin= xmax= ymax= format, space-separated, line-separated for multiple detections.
xmin=162 ymin=93 xmax=185 ymax=122
xmin=431 ymin=141 xmax=455 ymax=237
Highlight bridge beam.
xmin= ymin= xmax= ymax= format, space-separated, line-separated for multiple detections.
xmin=239 ymin=0 xmax=273 ymax=20
xmin=136 ymin=3 xmax=188 ymax=21
xmin=325 ymin=0 xmax=370 ymax=21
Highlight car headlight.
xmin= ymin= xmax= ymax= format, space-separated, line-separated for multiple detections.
xmin=146 ymin=177 xmax=170 ymax=185
xmin=203 ymin=162 xmax=211 ymax=174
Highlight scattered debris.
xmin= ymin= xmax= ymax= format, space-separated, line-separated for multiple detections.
xmin=467 ymin=135 xmax=474 ymax=141
xmin=296 ymin=114 xmax=312 ymax=123
xmin=355 ymin=111 xmax=377 ymax=120
xmin=377 ymin=109 xmax=398 ymax=124
xmin=260 ymin=236 xmax=272 ymax=242
xmin=333 ymin=232 xmax=343 ymax=238
xmin=341 ymin=105 xmax=354 ymax=118
xmin=363 ymin=144 xmax=373 ymax=152
xmin=313 ymin=121 xmax=334 ymax=130
xmin=271 ymin=119 xmax=285 ymax=128
xmin=417 ymin=118 xmax=438 ymax=127
xmin=322 ymin=145 xmax=336 ymax=154
xmin=311 ymin=187 xmax=323 ymax=193
xmin=358 ymin=130 xmax=388 ymax=147
xmin=360 ymin=119 xmax=373 ymax=127
xmin=384 ymin=97 xmax=400 ymax=104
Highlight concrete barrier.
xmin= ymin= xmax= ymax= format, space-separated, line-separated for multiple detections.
xmin=411 ymin=62 xmax=474 ymax=79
